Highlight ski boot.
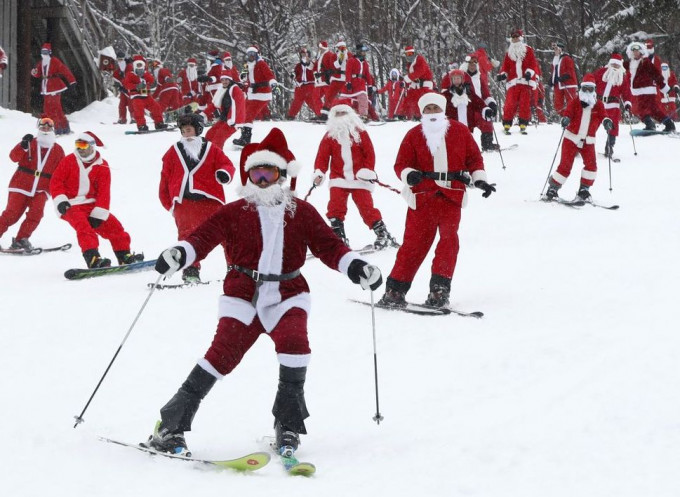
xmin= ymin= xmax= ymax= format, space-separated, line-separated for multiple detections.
xmin=372 ymin=220 xmax=400 ymax=250
xmin=662 ymin=117 xmax=676 ymax=132
xmin=643 ymin=116 xmax=656 ymax=131
xmin=274 ymin=420 xmax=300 ymax=457
xmin=576 ymin=186 xmax=592 ymax=203
xmin=10 ymin=237 xmax=34 ymax=251
xmin=519 ymin=119 xmax=529 ymax=135
xmin=155 ymin=122 xmax=169 ymax=130
xmin=83 ymin=249 xmax=111 ymax=269
xmin=232 ymin=126 xmax=252 ymax=147
xmin=377 ymin=278 xmax=410 ymax=308
xmin=143 ymin=420 xmax=190 ymax=456
xmin=423 ymin=275 xmax=451 ymax=309
xmin=480 ymin=132 xmax=500 ymax=151
xmin=114 ymin=250 xmax=145 ymax=266
xmin=182 ymin=266 xmax=201 ymax=284
xmin=329 ymin=218 xmax=350 ymax=247
xmin=137 ymin=124 xmax=149 ymax=132
xmin=544 ymin=184 xmax=560 ymax=201
xmin=502 ymin=120 xmax=512 ymax=135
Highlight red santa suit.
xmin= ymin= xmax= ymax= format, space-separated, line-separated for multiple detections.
xmin=204 ymin=61 xmax=224 ymax=97
xmin=326 ymin=44 xmax=351 ymax=111
xmin=624 ymin=44 xmax=670 ymax=123
xmin=551 ymin=52 xmax=578 ymax=116
xmin=465 ymin=67 xmax=496 ymax=134
xmin=31 ymin=45 xmax=76 ymax=134
xmin=399 ymin=51 xmax=435 ymax=119
xmin=660 ymin=64 xmax=679 ymax=119
xmin=312 ymin=106 xmax=382 ymax=228
xmin=0 ymin=135 xmax=65 ymax=243
xmin=593 ymin=60 xmax=633 ymax=137
xmin=551 ymin=92 xmax=607 ymax=188
xmin=221 ymin=53 xmax=242 ymax=84
xmin=444 ymin=83 xmax=487 ymax=131
xmin=376 ymin=70 xmax=405 ymax=119
xmin=123 ymin=57 xmax=164 ymax=129
xmin=50 ymin=149 xmax=132 ymax=254
xmin=205 ymin=78 xmax=246 ymax=148
xmin=288 ymin=59 xmax=322 ymax=118
xmin=177 ymin=59 xmax=200 ymax=105
xmin=499 ymin=39 xmax=539 ymax=128
xmin=152 ymin=67 xmax=182 ymax=112
xmin=314 ymin=43 xmax=337 ymax=115
xmin=113 ymin=58 xmax=134 ymax=123
xmin=0 ymin=46 xmax=7 ymax=73
xmin=340 ymin=55 xmax=371 ymax=117
xmin=244 ymin=54 xmax=276 ymax=128
xmin=389 ymin=114 xmax=486 ymax=284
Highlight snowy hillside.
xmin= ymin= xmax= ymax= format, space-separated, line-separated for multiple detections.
xmin=1 ymin=100 xmax=679 ymax=497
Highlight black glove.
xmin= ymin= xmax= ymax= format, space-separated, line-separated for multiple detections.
xmin=496 ymin=74 xmax=507 ymax=82
xmin=70 ymin=82 xmax=77 ymax=91
xmin=488 ymin=102 xmax=498 ymax=113
xmin=524 ymin=71 xmax=532 ymax=81
xmin=602 ymin=118 xmax=614 ymax=132
xmin=197 ymin=75 xmax=210 ymax=83
xmin=57 ymin=201 xmax=71 ymax=215
xmin=155 ymin=246 xmax=187 ymax=276
xmin=216 ymin=170 xmax=231 ymax=184
xmin=558 ymin=74 xmax=571 ymax=82
xmin=399 ymin=81 xmax=405 ymax=88
xmin=347 ymin=259 xmax=383 ymax=291
xmin=345 ymin=82 xmax=352 ymax=91
xmin=483 ymin=107 xmax=496 ymax=120
xmin=406 ymin=170 xmax=424 ymax=186
xmin=21 ymin=134 xmax=34 ymax=149
xmin=88 ymin=217 xmax=103 ymax=229
xmin=561 ymin=116 xmax=570 ymax=128
xmin=474 ymin=180 xmax=496 ymax=198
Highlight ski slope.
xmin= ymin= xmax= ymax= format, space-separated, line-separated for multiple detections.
xmin=1 ymin=100 xmax=679 ymax=497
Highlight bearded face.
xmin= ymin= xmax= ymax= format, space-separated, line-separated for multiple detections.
xmin=36 ymin=130 xmax=56 ymax=148
xmin=240 ymin=178 xmax=297 ymax=215
xmin=326 ymin=107 xmax=365 ymax=144
xmin=420 ymin=110 xmax=449 ymax=154
xmin=508 ymin=41 xmax=527 ymax=61
xmin=602 ymin=64 xmax=624 ymax=86
xmin=180 ymin=136 xmax=204 ymax=161
xmin=579 ymin=86 xmax=597 ymax=107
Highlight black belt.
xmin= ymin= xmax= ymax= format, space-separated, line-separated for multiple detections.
xmin=17 ymin=166 xmax=51 ymax=179
xmin=422 ymin=171 xmax=471 ymax=185
xmin=599 ymin=96 xmax=619 ymax=103
xmin=232 ymin=265 xmax=301 ymax=305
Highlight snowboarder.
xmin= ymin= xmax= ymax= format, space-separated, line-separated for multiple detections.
xmin=50 ymin=132 xmax=143 ymax=268
xmin=0 ymin=117 xmax=65 ymax=250
xmin=376 ymin=68 xmax=404 ymax=120
xmin=314 ymin=40 xmax=337 ymax=120
xmin=312 ymin=103 xmax=399 ymax=249
xmin=544 ymin=74 xmax=612 ymax=203
xmin=145 ymin=127 xmax=382 ymax=457
xmin=378 ymin=93 xmax=495 ymax=309
xmin=159 ymin=113 xmax=235 ymax=283
xmin=659 ymin=62 xmax=679 ymax=121
xmin=112 ymin=51 xmax=134 ymax=124
xmin=30 ymin=43 xmax=76 ymax=135
xmin=177 ymin=57 xmax=200 ymax=106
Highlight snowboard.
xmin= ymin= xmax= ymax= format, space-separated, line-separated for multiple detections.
xmin=65 ymin=259 xmax=156 ymax=280
xmin=99 ymin=437 xmax=270 ymax=471
xmin=629 ymin=129 xmax=678 ymax=137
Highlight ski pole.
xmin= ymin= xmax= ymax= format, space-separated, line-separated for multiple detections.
xmin=369 ymin=289 xmax=384 ymax=425
xmin=540 ymin=127 xmax=566 ymax=197
xmin=371 ymin=178 xmax=401 ymax=194
xmin=303 ymin=183 xmax=317 ymax=201
xmin=626 ymin=114 xmax=638 ymax=156
xmin=607 ymin=132 xmax=613 ymax=192
xmin=73 ymin=272 xmax=163 ymax=428
xmin=492 ymin=125 xmax=507 ymax=170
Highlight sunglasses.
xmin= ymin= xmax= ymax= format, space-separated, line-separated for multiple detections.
xmin=38 ymin=117 xmax=54 ymax=128
xmin=75 ymin=140 xmax=93 ymax=150
xmin=248 ymin=165 xmax=281 ymax=184
xmin=580 ymin=86 xmax=595 ymax=92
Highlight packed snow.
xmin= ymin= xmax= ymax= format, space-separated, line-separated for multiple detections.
xmin=1 ymin=100 xmax=679 ymax=496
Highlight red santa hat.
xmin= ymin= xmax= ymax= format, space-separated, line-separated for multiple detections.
xmin=645 ymin=39 xmax=654 ymax=49
xmin=335 ymin=40 xmax=347 ymax=49
xmin=246 ymin=45 xmax=259 ymax=54
xmin=222 ymin=51 xmax=232 ymax=60
xmin=510 ymin=28 xmax=523 ymax=38
xmin=41 ymin=43 xmax=52 ymax=53
xmin=76 ymin=131 xmax=105 ymax=148
xmin=239 ymin=128 xmax=301 ymax=187
xmin=608 ymin=52 xmax=623 ymax=66
xmin=404 ymin=46 xmax=415 ymax=55
xmin=580 ymin=73 xmax=596 ymax=87
xmin=187 ymin=57 xmax=197 ymax=64
xmin=132 ymin=54 xmax=146 ymax=69
xmin=219 ymin=70 xmax=233 ymax=80
xmin=208 ymin=49 xmax=220 ymax=57
xmin=417 ymin=92 xmax=447 ymax=114
xmin=449 ymin=69 xmax=465 ymax=82
xmin=318 ymin=40 xmax=328 ymax=50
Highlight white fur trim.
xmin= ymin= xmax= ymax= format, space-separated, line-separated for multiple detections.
xmin=418 ymin=92 xmax=447 ymax=113
xmin=215 ymin=169 xmax=232 ymax=184
xmin=89 ymin=206 xmax=110 ymax=221
xmin=287 ymin=159 xmax=302 ymax=178
xmin=552 ymin=172 xmax=568 ymax=185
xmin=218 ymin=295 xmax=256 ymax=325
xmin=176 ymin=240 xmax=196 ymax=268
xmin=581 ymin=169 xmax=597 ymax=180
xmin=277 ymin=353 xmax=311 ymax=368
xmin=245 ymin=149 xmax=288 ymax=171
xmin=338 ymin=251 xmax=361 ymax=275
xmin=471 ymin=170 xmax=488 ymax=183
xmin=197 ymin=358 xmax=224 ymax=379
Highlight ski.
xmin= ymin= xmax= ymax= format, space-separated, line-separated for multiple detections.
xmin=99 ymin=437 xmax=270 ymax=472
xmin=350 ymin=299 xmax=484 ymax=318
xmin=483 ymin=143 xmax=518 ymax=153
xmin=64 ymin=259 xmax=156 ymax=280
xmin=598 ymin=153 xmax=621 ymax=163
xmin=147 ymin=280 xmax=218 ymax=290
xmin=124 ymin=126 xmax=177 ymax=135
xmin=0 ymin=243 xmax=72 ymax=256
xmin=539 ymin=197 xmax=586 ymax=208
xmin=367 ymin=121 xmax=387 ymax=126
xmin=306 ymin=244 xmax=377 ymax=260
xmin=630 ymin=129 xmax=679 ymax=137
xmin=260 ymin=436 xmax=316 ymax=476
xmin=589 ymin=201 xmax=620 ymax=210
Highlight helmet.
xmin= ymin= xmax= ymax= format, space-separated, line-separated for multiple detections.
xmin=177 ymin=112 xmax=204 ymax=136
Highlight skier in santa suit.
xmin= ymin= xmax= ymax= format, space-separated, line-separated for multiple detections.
xmin=159 ymin=113 xmax=235 ymax=283
xmin=0 ymin=45 xmax=7 ymax=76
xmin=112 ymin=51 xmax=135 ymax=124
xmin=123 ymin=55 xmax=167 ymax=132
xmin=443 ymin=69 xmax=495 ymax=133
xmin=287 ymin=47 xmax=322 ymax=119
xmin=198 ymin=50 xmax=224 ymax=99
xmin=152 ymin=64 xmax=182 ymax=113
xmin=376 ymin=68 xmax=405 ymax=120
xmin=659 ymin=62 xmax=679 ymax=121
xmin=144 ymin=127 xmax=383 ymax=457
xmin=460 ymin=54 xmax=499 ymax=151
xmin=399 ymin=46 xmax=434 ymax=119
xmin=221 ymin=52 xmax=241 ymax=84
xmin=378 ymin=93 xmax=495 ymax=309
xmin=314 ymin=40 xmax=337 ymax=119
xmin=232 ymin=46 xmax=278 ymax=147
xmin=544 ymin=75 xmax=612 ymax=203
xmin=339 ymin=43 xmax=373 ymax=118
xmin=312 ymin=103 xmax=399 ymax=250
xmin=325 ymin=41 xmax=352 ymax=114
xmin=31 ymin=43 xmax=76 ymax=135
xmin=0 ymin=117 xmax=65 ymax=251
xmin=624 ymin=41 xmax=675 ymax=132
xmin=50 ymin=132 xmax=143 ymax=269
xmin=549 ymin=41 xmax=578 ymax=117
xmin=204 ymin=72 xmax=246 ymax=149
xmin=592 ymin=53 xmax=633 ymax=158
xmin=177 ymin=57 xmax=200 ymax=106
xmin=497 ymin=29 xmax=539 ymax=135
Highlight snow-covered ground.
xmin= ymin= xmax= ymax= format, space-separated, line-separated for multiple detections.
xmin=1 ymin=100 xmax=679 ymax=497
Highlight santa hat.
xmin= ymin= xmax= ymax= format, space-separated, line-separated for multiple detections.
xmin=510 ymin=28 xmax=523 ymax=38
xmin=404 ymin=46 xmax=415 ymax=55
xmin=222 ymin=51 xmax=232 ymax=60
xmin=187 ymin=57 xmax=197 ymax=64
xmin=417 ymin=92 xmax=447 ymax=114
xmin=329 ymin=102 xmax=355 ymax=119
xmin=76 ymin=131 xmax=104 ymax=148
xmin=318 ymin=41 xmax=328 ymax=50
xmin=208 ymin=49 xmax=220 ymax=57
xmin=580 ymin=73 xmax=596 ymax=87
xmin=132 ymin=54 xmax=146 ymax=68
xmin=449 ymin=69 xmax=465 ymax=81
xmin=608 ymin=52 xmax=623 ymax=66
xmin=239 ymin=128 xmax=301 ymax=187
xmin=219 ymin=70 xmax=233 ymax=80
xmin=645 ymin=39 xmax=654 ymax=49
xmin=246 ymin=46 xmax=259 ymax=54
xmin=335 ymin=40 xmax=347 ymax=49
xmin=41 ymin=43 xmax=52 ymax=53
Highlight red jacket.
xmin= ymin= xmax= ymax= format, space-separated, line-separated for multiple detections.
xmin=500 ymin=45 xmax=539 ymax=88
xmin=625 ymin=57 xmax=666 ymax=96
xmin=404 ymin=55 xmax=434 ymax=89
xmin=152 ymin=67 xmax=180 ymax=99
xmin=177 ymin=68 xmax=199 ymax=97
xmin=315 ymin=50 xmax=336 ymax=87
xmin=50 ymin=152 xmax=113 ymax=221
xmin=592 ymin=66 xmax=633 ymax=109
xmin=205 ymin=82 xmax=246 ymax=126
xmin=293 ymin=62 xmax=315 ymax=86
xmin=0 ymin=46 xmax=7 ymax=70
xmin=395 ymin=121 xmax=486 ymax=209
xmin=562 ymin=98 xmax=607 ymax=148
xmin=8 ymin=139 xmax=65 ymax=196
xmin=313 ymin=129 xmax=376 ymax=191
xmin=245 ymin=59 xmax=276 ymax=101
xmin=444 ymin=87 xmax=487 ymax=130
xmin=123 ymin=71 xmax=156 ymax=99
xmin=159 ymin=140 xmax=235 ymax=211
xmin=551 ymin=54 xmax=578 ymax=90
xmin=344 ymin=56 xmax=366 ymax=95
xmin=31 ymin=56 xmax=76 ymax=95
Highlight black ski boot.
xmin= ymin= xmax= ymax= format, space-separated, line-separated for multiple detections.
xmin=155 ymin=122 xmax=169 ymax=130
xmin=544 ymin=182 xmax=560 ymax=201
xmin=329 ymin=218 xmax=350 ymax=247
xmin=502 ymin=120 xmax=512 ymax=135
xmin=372 ymin=220 xmax=400 ymax=250
xmin=83 ymin=248 xmax=111 ymax=269
xmin=272 ymin=365 xmax=309 ymax=456
xmin=662 ymin=117 xmax=676 ymax=132
xmin=480 ymin=132 xmax=499 ymax=151
xmin=182 ymin=266 xmax=201 ymax=284
xmin=519 ymin=119 xmax=529 ymax=135
xmin=144 ymin=365 xmax=218 ymax=456
xmin=114 ymin=250 xmax=144 ymax=265
xmin=576 ymin=185 xmax=592 ymax=203
xmin=232 ymin=126 xmax=252 ymax=147
xmin=604 ymin=134 xmax=616 ymax=157
xmin=377 ymin=277 xmax=410 ymax=308
xmin=643 ymin=116 xmax=656 ymax=131
xmin=10 ymin=237 xmax=33 ymax=251
xmin=424 ymin=274 xmax=451 ymax=308
xmin=137 ymin=124 xmax=149 ymax=132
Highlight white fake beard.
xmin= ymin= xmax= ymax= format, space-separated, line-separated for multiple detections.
xmin=450 ymin=90 xmax=470 ymax=107
xmin=662 ymin=68 xmax=670 ymax=81
xmin=579 ymin=89 xmax=597 ymax=107
xmin=224 ymin=60 xmax=233 ymax=69
xmin=420 ymin=112 xmax=449 ymax=154
xmin=240 ymin=181 xmax=297 ymax=214
xmin=326 ymin=112 xmax=365 ymax=144
xmin=117 ymin=60 xmax=126 ymax=72
xmin=180 ymin=136 xmax=204 ymax=161
xmin=508 ymin=41 xmax=526 ymax=61
xmin=629 ymin=58 xmax=640 ymax=77
xmin=602 ymin=65 xmax=624 ymax=86
xmin=41 ymin=54 xmax=51 ymax=63
xmin=186 ymin=66 xmax=197 ymax=81
xmin=37 ymin=131 xmax=56 ymax=148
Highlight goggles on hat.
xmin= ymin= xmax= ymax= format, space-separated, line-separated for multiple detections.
xmin=580 ymin=85 xmax=595 ymax=92
xmin=248 ymin=165 xmax=281 ymax=185
xmin=40 ymin=49 xmax=51 ymax=55
xmin=75 ymin=139 xmax=93 ymax=150
xmin=37 ymin=117 xmax=55 ymax=128
xmin=187 ymin=63 xmax=197 ymax=67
